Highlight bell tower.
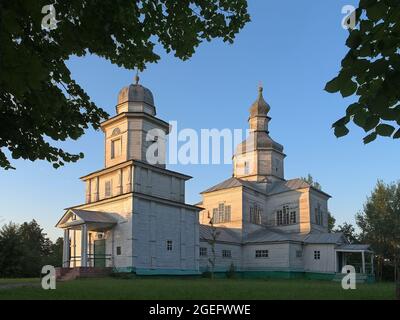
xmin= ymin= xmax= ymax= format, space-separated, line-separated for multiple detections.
xmin=100 ymin=74 xmax=169 ymax=169
xmin=233 ymin=85 xmax=286 ymax=183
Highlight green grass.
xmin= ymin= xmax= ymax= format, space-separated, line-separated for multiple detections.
xmin=0 ymin=278 xmax=39 ymax=285
xmin=0 ymin=278 xmax=395 ymax=300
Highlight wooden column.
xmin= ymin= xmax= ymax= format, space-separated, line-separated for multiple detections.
xmin=361 ymin=251 xmax=366 ymax=274
xmin=62 ymin=229 xmax=70 ymax=268
xmin=81 ymin=225 xmax=88 ymax=267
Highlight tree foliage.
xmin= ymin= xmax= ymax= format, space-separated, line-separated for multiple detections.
xmin=356 ymin=180 xmax=400 ymax=282
xmin=0 ymin=0 xmax=250 ymax=169
xmin=325 ymin=0 xmax=400 ymax=143
xmin=0 ymin=220 xmax=63 ymax=277
xmin=300 ymin=174 xmax=336 ymax=231
xmin=334 ymin=222 xmax=359 ymax=244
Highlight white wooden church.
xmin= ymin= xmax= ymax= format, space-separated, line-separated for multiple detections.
xmin=56 ymin=77 xmax=373 ymax=279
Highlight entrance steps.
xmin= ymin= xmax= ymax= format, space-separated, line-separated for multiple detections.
xmin=56 ymin=267 xmax=112 ymax=282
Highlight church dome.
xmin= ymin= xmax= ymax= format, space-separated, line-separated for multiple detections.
xmin=117 ymin=74 xmax=154 ymax=106
xmin=249 ymin=86 xmax=270 ymax=117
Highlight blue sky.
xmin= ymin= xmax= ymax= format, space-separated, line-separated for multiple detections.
xmin=1 ymin=0 xmax=399 ymax=240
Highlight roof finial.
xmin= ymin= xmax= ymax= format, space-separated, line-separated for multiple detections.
xmin=134 ymin=69 xmax=140 ymax=85
xmin=258 ymin=81 xmax=263 ymax=96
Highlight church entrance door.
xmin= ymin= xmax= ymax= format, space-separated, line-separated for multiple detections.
xmin=94 ymin=239 xmax=106 ymax=267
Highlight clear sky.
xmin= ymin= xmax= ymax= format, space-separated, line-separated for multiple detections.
xmin=1 ymin=0 xmax=399 ymax=240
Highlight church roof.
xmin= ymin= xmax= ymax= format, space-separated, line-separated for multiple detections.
xmin=249 ymin=86 xmax=270 ymax=117
xmin=236 ymin=132 xmax=284 ymax=154
xmin=303 ymin=232 xmax=345 ymax=244
xmin=267 ymin=179 xmax=331 ymax=198
xmin=200 ymin=177 xmax=266 ymax=195
xmin=244 ymin=227 xmax=304 ymax=243
xmin=199 ymin=224 xmax=241 ymax=243
xmin=201 ymin=177 xmax=330 ymax=198
xmin=117 ymin=74 xmax=154 ymax=106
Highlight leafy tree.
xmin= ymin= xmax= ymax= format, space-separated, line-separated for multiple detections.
xmin=0 ymin=222 xmax=24 ymax=277
xmin=0 ymin=219 xmax=60 ymax=277
xmin=0 ymin=0 xmax=250 ymax=169
xmin=19 ymin=220 xmax=52 ymax=277
xmin=325 ymin=0 xmax=400 ymax=143
xmin=356 ymin=180 xmax=400 ymax=286
xmin=301 ymin=174 xmax=322 ymax=191
xmin=301 ymin=174 xmax=336 ymax=231
xmin=334 ymin=222 xmax=359 ymax=244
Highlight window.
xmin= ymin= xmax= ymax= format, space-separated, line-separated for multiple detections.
xmin=166 ymin=240 xmax=173 ymax=251
xmin=314 ymin=250 xmax=321 ymax=260
xmin=277 ymin=205 xmax=297 ymax=226
xmin=212 ymin=203 xmax=231 ymax=224
xmin=255 ymin=250 xmax=269 ymax=258
xmin=296 ymin=250 xmax=303 ymax=258
xmin=276 ymin=210 xmax=283 ymax=225
xmin=222 ymin=250 xmax=231 ymax=258
xmin=250 ymin=204 xmax=262 ymax=225
xmin=111 ymin=128 xmax=121 ymax=136
xmin=105 ymin=181 xmax=112 ymax=198
xmin=71 ymin=214 xmax=77 ymax=221
xmin=200 ymin=247 xmax=208 ymax=257
xmin=116 ymin=246 xmax=122 ymax=255
xmin=111 ymin=138 xmax=121 ymax=159
xmin=290 ymin=211 xmax=296 ymax=224
xmin=244 ymin=161 xmax=250 ymax=175
xmin=315 ymin=203 xmax=323 ymax=226
xmin=283 ymin=205 xmax=289 ymax=225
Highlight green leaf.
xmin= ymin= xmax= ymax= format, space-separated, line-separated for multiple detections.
xmin=375 ymin=124 xmax=395 ymax=137
xmin=346 ymin=103 xmax=362 ymax=116
xmin=363 ymin=132 xmax=377 ymax=144
xmin=340 ymin=80 xmax=358 ymax=98
xmin=325 ymin=77 xmax=340 ymax=93
xmin=334 ymin=125 xmax=349 ymax=138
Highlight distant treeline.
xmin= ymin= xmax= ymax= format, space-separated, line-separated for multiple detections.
xmin=0 ymin=220 xmax=62 ymax=278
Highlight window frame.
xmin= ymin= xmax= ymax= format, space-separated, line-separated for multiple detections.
xmin=166 ymin=240 xmax=173 ymax=251
xmin=255 ymin=249 xmax=269 ymax=258
xmin=314 ymin=250 xmax=321 ymax=260
xmin=199 ymin=247 xmax=208 ymax=257
xmin=222 ymin=249 xmax=232 ymax=258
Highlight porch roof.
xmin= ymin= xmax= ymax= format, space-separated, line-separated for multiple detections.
xmin=335 ymin=244 xmax=372 ymax=252
xmin=56 ymin=209 xmax=118 ymax=230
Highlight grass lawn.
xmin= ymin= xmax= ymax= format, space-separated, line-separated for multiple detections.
xmin=0 ymin=277 xmax=396 ymax=300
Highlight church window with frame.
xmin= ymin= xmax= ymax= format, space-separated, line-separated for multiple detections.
xmin=222 ymin=250 xmax=231 ymax=258
xmin=315 ymin=203 xmax=323 ymax=226
xmin=200 ymin=247 xmax=208 ymax=257
xmin=250 ymin=204 xmax=262 ymax=225
xmin=105 ymin=180 xmax=112 ymax=198
xmin=255 ymin=250 xmax=269 ymax=258
xmin=244 ymin=161 xmax=250 ymax=175
xmin=276 ymin=204 xmax=297 ymax=226
xmin=166 ymin=240 xmax=173 ymax=251
xmin=314 ymin=250 xmax=321 ymax=260
xmin=212 ymin=203 xmax=231 ymax=224
xmin=111 ymin=138 xmax=122 ymax=159
xmin=290 ymin=211 xmax=296 ymax=224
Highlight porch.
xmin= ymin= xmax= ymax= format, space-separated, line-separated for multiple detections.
xmin=56 ymin=209 xmax=118 ymax=268
xmin=335 ymin=244 xmax=374 ymax=275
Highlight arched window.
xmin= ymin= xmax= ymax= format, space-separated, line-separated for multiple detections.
xmin=111 ymin=127 xmax=121 ymax=137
